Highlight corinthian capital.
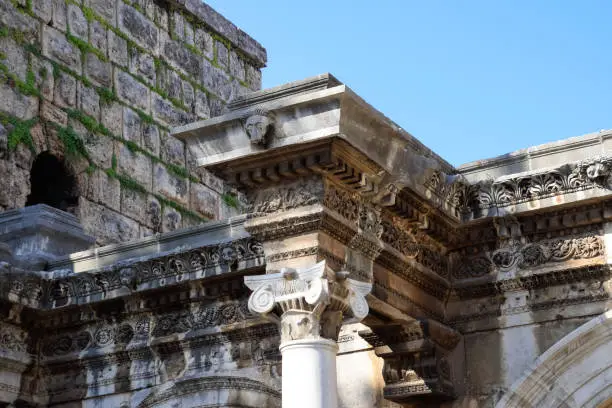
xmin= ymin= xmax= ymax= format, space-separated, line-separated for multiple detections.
xmin=244 ymin=261 xmax=371 ymax=342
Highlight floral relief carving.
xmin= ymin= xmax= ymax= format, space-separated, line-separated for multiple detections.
xmin=44 ymin=238 xmax=264 ymax=307
xmin=0 ymin=325 xmax=27 ymax=353
xmin=425 ymin=156 xmax=612 ymax=212
xmin=359 ymin=205 xmax=384 ymax=238
xmin=249 ymin=178 xmax=323 ymax=215
xmin=424 ymin=170 xmax=471 ymax=213
xmin=466 ymin=157 xmax=612 ymax=210
xmin=453 ymin=235 xmax=604 ymax=280
xmin=324 ymin=184 xmax=360 ymax=222
xmin=381 ymin=219 xmax=419 ymax=258
xmin=152 ymin=300 xmax=252 ymax=337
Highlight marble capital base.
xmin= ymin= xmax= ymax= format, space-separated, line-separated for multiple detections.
xmin=279 ymin=338 xmax=339 ymax=408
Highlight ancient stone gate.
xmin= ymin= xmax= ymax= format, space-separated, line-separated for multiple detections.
xmin=0 ymin=1 xmax=611 ymax=408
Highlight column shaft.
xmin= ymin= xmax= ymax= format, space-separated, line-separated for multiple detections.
xmin=280 ymin=338 xmax=339 ymax=408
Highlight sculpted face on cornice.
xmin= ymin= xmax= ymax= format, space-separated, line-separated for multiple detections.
xmin=243 ymin=108 xmax=275 ymax=147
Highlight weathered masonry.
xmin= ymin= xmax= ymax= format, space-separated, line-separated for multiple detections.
xmin=0 ymin=2 xmax=611 ymax=408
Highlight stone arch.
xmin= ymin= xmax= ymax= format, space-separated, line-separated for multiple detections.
xmin=25 ymin=151 xmax=78 ymax=213
xmin=135 ymin=376 xmax=281 ymax=408
xmin=496 ymin=310 xmax=612 ymax=408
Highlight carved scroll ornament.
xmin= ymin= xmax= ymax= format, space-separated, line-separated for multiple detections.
xmin=244 ymin=261 xmax=372 ymax=342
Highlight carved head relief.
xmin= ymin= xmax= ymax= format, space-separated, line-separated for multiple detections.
xmin=244 ymin=108 xmax=274 ymax=147
xmin=586 ymin=162 xmax=610 ymax=185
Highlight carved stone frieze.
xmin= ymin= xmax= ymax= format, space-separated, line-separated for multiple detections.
xmin=467 ymin=156 xmax=612 ymax=210
xmin=381 ymin=218 xmax=419 ymax=258
xmin=152 ymin=300 xmax=252 ymax=337
xmin=452 ymin=234 xmax=604 ymax=281
xmin=248 ymin=177 xmax=323 ymax=215
xmin=324 ymin=183 xmax=360 ymax=223
xmin=0 ymin=324 xmax=28 ymax=353
xmin=246 ymin=213 xmax=323 ymax=241
xmin=46 ymin=238 xmax=264 ymax=308
xmin=450 ymin=283 xmax=611 ymax=326
xmin=453 ymin=263 xmax=612 ymax=300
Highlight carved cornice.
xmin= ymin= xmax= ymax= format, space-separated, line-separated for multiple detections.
xmin=359 ymin=319 xmax=460 ymax=403
xmin=452 ymin=234 xmax=604 ymax=282
xmin=425 ymin=156 xmax=612 ymax=216
xmin=40 ymin=311 xmax=275 ymax=362
xmin=0 ymin=238 xmax=266 ymax=313
xmin=468 ymin=156 xmax=612 ymax=209
xmin=453 ymin=264 xmax=612 ymax=300
xmin=376 ymin=251 xmax=449 ymax=300
xmin=373 ymin=282 xmax=444 ymax=321
xmin=360 ymin=320 xmax=460 ymax=352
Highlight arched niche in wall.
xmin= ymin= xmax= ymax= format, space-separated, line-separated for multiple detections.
xmin=496 ymin=310 xmax=612 ymax=408
xmin=135 ymin=376 xmax=281 ymax=408
xmin=25 ymin=151 xmax=79 ymax=213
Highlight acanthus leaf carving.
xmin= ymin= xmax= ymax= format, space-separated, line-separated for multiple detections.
xmin=466 ymin=156 xmax=612 ymax=210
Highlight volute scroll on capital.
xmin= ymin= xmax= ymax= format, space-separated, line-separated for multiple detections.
xmin=243 ymin=261 xmax=372 ymax=328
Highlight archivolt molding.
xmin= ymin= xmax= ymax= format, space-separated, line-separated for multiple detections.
xmin=496 ymin=310 xmax=612 ymax=408
xmin=137 ymin=376 xmax=281 ymax=408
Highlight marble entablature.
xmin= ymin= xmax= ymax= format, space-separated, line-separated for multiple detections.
xmin=0 ymin=72 xmax=611 ymax=407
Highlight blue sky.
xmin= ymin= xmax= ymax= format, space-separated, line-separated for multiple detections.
xmin=206 ymin=1 xmax=612 ymax=166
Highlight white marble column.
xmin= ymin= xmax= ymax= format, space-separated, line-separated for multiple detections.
xmin=244 ymin=261 xmax=371 ymax=408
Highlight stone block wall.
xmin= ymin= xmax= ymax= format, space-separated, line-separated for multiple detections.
xmin=0 ymin=0 xmax=265 ymax=245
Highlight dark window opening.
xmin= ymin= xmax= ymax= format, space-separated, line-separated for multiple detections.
xmin=26 ymin=152 xmax=79 ymax=213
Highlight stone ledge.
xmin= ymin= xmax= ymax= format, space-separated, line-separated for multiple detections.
xmin=47 ymin=214 xmax=249 ymax=273
xmin=0 ymin=204 xmax=95 ymax=269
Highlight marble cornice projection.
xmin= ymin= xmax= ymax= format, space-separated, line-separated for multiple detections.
xmin=452 ymin=263 xmax=612 ymax=301
xmin=451 ymin=231 xmax=605 ymax=282
xmin=448 ymin=268 xmax=612 ymax=327
xmin=177 ymin=75 xmax=612 ymax=238
xmin=0 ymin=218 xmax=266 ymax=312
